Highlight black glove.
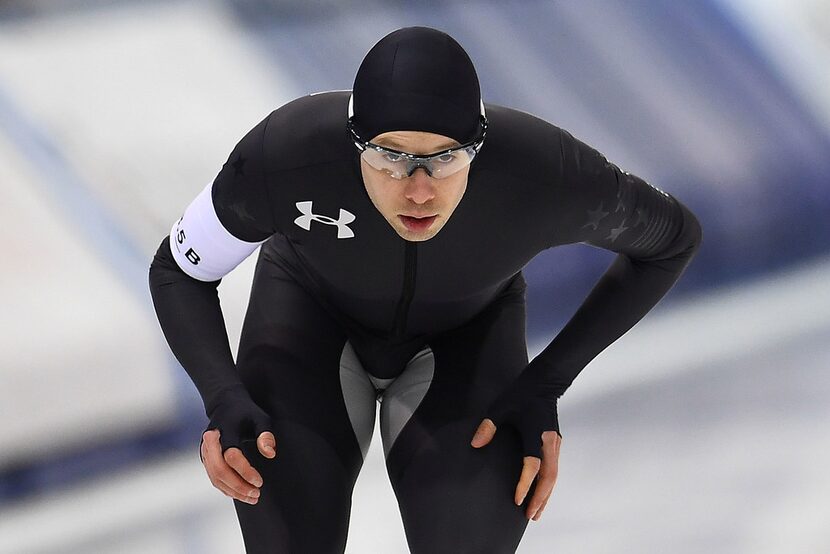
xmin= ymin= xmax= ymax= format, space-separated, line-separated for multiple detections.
xmin=483 ymin=368 xmax=563 ymax=459
xmin=204 ymin=384 xmax=274 ymax=454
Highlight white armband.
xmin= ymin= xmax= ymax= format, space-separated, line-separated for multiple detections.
xmin=169 ymin=183 xmax=268 ymax=281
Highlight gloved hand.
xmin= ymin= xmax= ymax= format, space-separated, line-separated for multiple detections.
xmin=205 ymin=384 xmax=275 ymax=454
xmin=476 ymin=369 xmax=562 ymax=459
xmin=471 ymin=366 xmax=564 ymax=522
xmin=199 ymin=384 xmax=276 ymax=506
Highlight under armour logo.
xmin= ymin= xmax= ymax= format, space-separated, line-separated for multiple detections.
xmin=294 ymin=201 xmax=356 ymax=239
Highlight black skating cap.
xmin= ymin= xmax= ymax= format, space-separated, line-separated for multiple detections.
xmin=351 ymin=26 xmax=483 ymax=144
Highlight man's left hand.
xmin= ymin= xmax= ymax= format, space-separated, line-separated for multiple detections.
xmin=471 ymin=419 xmax=562 ymax=521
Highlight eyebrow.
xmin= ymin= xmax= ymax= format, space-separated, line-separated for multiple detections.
xmin=375 ymin=137 xmax=460 ymax=152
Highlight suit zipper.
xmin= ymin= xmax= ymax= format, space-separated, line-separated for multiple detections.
xmin=392 ymin=241 xmax=418 ymax=339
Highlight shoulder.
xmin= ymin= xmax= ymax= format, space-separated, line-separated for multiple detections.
xmin=473 ymin=103 xmax=567 ymax=184
xmin=261 ymin=91 xmax=355 ymax=172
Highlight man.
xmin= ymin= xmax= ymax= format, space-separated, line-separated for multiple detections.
xmin=149 ymin=26 xmax=702 ymax=553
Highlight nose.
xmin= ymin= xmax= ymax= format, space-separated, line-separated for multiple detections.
xmin=403 ymin=168 xmax=436 ymax=204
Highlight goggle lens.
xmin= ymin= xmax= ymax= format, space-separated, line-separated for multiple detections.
xmin=348 ymin=115 xmax=487 ymax=180
xmin=360 ymin=145 xmax=478 ymax=180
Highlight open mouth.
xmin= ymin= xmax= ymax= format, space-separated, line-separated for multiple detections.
xmin=399 ymin=214 xmax=438 ymax=232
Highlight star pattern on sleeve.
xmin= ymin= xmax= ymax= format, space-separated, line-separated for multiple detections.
xmin=582 ymin=202 xmax=609 ymax=230
xmin=607 ymin=221 xmax=629 ymax=242
xmin=231 ymin=154 xmax=247 ymax=177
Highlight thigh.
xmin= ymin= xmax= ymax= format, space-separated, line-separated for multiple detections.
xmin=232 ymin=249 xmax=377 ymax=554
xmin=384 ymin=274 xmax=533 ymax=554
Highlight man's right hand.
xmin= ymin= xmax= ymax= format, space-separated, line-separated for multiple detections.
xmin=201 ymin=385 xmax=277 ymax=504
xmin=201 ymin=428 xmax=276 ymax=505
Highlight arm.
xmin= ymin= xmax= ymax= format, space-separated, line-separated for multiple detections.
xmin=472 ymin=128 xmax=702 ymax=521
xmin=528 ymin=129 xmax=703 ymax=416
xmin=148 ymin=112 xmax=276 ymax=445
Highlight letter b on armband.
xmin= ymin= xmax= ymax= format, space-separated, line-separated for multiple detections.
xmin=185 ymin=248 xmax=201 ymax=265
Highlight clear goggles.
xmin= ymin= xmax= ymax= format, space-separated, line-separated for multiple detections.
xmin=347 ymin=116 xmax=488 ymax=180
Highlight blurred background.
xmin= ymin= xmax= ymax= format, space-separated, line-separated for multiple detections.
xmin=1 ymin=0 xmax=828 ymax=552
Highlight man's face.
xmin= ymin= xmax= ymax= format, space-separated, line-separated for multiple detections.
xmin=359 ymin=130 xmax=470 ymax=242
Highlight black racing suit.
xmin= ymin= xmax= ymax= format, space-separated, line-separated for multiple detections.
xmin=149 ymin=91 xmax=702 ymax=553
